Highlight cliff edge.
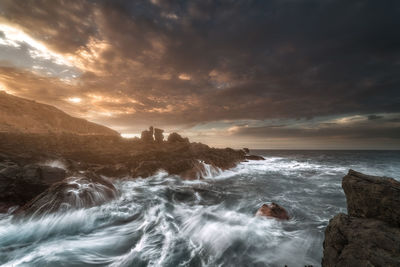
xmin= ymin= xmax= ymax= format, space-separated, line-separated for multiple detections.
xmin=0 ymin=92 xmax=118 ymax=136
xmin=322 ymin=170 xmax=400 ymax=266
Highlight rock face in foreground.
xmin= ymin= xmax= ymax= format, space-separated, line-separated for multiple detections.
xmin=322 ymin=170 xmax=400 ymax=266
xmin=0 ymin=163 xmax=66 ymax=212
xmin=13 ymin=172 xmax=117 ymax=218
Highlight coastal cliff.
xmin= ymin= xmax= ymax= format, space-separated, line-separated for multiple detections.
xmin=322 ymin=170 xmax=400 ymax=266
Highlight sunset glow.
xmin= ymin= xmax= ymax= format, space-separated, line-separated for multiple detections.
xmin=0 ymin=1 xmax=398 ymax=149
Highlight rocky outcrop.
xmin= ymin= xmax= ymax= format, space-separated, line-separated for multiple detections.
xmin=322 ymin=170 xmax=400 ymax=266
xmin=256 ymin=203 xmax=289 ymax=220
xmin=167 ymin=132 xmax=189 ymax=143
xmin=13 ymin=172 xmax=117 ymax=218
xmin=154 ymin=128 xmax=164 ymax=143
xmin=141 ymin=126 xmax=154 ymax=143
xmin=342 ymin=170 xmax=400 ymax=227
xmin=0 ymin=163 xmax=66 ymax=212
xmin=245 ymin=155 xmax=265 ymax=161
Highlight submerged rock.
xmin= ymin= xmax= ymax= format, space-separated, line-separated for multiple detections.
xmin=256 ymin=203 xmax=289 ymax=220
xmin=245 ymin=155 xmax=265 ymax=161
xmin=13 ymin=171 xmax=117 ymax=218
xmin=322 ymin=170 xmax=400 ymax=266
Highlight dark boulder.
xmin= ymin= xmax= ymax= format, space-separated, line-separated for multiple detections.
xmin=245 ymin=155 xmax=265 ymax=161
xmin=323 ymin=213 xmax=400 ymax=266
xmin=13 ymin=171 xmax=117 ymax=218
xmin=0 ymin=163 xmax=66 ymax=211
xmin=242 ymin=148 xmax=250 ymax=154
xmin=322 ymin=170 xmax=400 ymax=266
xmin=256 ymin=203 xmax=289 ymax=220
xmin=342 ymin=169 xmax=400 ymax=227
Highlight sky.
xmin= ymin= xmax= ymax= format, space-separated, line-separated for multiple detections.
xmin=0 ymin=0 xmax=399 ymax=149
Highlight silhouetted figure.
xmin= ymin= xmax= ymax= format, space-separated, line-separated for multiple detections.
xmin=141 ymin=126 xmax=154 ymax=143
xmin=154 ymin=128 xmax=164 ymax=143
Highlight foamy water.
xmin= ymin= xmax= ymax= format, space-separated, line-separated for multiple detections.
xmin=1 ymin=150 xmax=399 ymax=266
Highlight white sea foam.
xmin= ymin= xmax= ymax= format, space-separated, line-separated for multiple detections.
xmin=1 ymin=151 xmax=398 ymax=266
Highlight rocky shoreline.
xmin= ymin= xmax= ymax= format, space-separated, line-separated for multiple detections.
xmin=322 ymin=170 xmax=400 ymax=266
xmin=0 ymin=129 xmax=264 ymax=216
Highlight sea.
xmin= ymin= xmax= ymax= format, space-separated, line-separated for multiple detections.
xmin=0 ymin=150 xmax=399 ymax=267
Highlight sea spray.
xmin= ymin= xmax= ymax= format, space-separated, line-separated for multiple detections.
xmin=1 ymin=150 xmax=399 ymax=266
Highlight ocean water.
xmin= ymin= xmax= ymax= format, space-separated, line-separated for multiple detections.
xmin=0 ymin=150 xmax=399 ymax=267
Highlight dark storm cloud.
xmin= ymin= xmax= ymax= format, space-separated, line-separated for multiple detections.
xmin=0 ymin=0 xmax=400 ymax=137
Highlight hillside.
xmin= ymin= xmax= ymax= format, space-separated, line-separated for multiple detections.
xmin=0 ymin=92 xmax=119 ymax=136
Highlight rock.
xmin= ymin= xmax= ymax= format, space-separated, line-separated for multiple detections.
xmin=132 ymin=161 xmax=161 ymax=177
xmin=154 ymin=128 xmax=164 ymax=143
xmin=256 ymin=203 xmax=289 ymax=220
xmin=0 ymin=163 xmax=66 ymax=210
xmin=245 ymin=155 xmax=265 ymax=160
xmin=92 ymin=164 xmax=129 ymax=178
xmin=141 ymin=126 xmax=154 ymax=143
xmin=242 ymin=148 xmax=250 ymax=154
xmin=322 ymin=170 xmax=400 ymax=266
xmin=167 ymin=132 xmax=189 ymax=143
xmin=13 ymin=171 xmax=117 ymax=218
xmin=323 ymin=213 xmax=400 ymax=266
xmin=342 ymin=169 xmax=400 ymax=227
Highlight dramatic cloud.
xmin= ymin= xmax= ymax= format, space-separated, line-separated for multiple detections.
xmin=0 ymin=0 xmax=399 ymax=148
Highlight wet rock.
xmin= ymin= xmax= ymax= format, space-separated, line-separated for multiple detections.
xmin=13 ymin=171 xmax=117 ymax=218
xmin=132 ymin=160 xmax=161 ymax=177
xmin=342 ymin=169 xmax=400 ymax=227
xmin=245 ymin=155 xmax=265 ymax=161
xmin=322 ymin=170 xmax=400 ymax=266
xmin=92 ymin=163 xmax=129 ymax=178
xmin=323 ymin=213 xmax=400 ymax=266
xmin=256 ymin=203 xmax=289 ymax=220
xmin=154 ymin=128 xmax=164 ymax=143
xmin=0 ymin=163 xmax=66 ymax=210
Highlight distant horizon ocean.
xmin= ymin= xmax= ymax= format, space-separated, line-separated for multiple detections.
xmin=1 ymin=150 xmax=399 ymax=266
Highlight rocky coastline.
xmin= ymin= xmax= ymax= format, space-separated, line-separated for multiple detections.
xmin=322 ymin=170 xmax=400 ymax=266
xmin=0 ymin=128 xmax=263 ymax=216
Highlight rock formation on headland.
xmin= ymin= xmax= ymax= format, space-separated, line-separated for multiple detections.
xmin=0 ymin=93 xmax=264 ymax=216
xmin=322 ymin=170 xmax=400 ymax=266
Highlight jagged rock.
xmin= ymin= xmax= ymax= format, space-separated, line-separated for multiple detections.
xmin=0 ymin=163 xmax=66 ymax=210
xmin=243 ymin=148 xmax=250 ymax=154
xmin=132 ymin=161 xmax=161 ymax=177
xmin=141 ymin=126 xmax=154 ymax=143
xmin=167 ymin=132 xmax=189 ymax=143
xmin=342 ymin=169 xmax=400 ymax=227
xmin=322 ymin=170 xmax=400 ymax=266
xmin=323 ymin=213 xmax=400 ymax=266
xmin=245 ymin=155 xmax=265 ymax=160
xmin=154 ymin=128 xmax=164 ymax=143
xmin=13 ymin=171 xmax=117 ymax=218
xmin=256 ymin=203 xmax=289 ymax=220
